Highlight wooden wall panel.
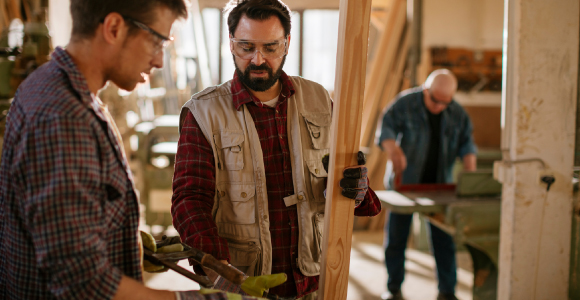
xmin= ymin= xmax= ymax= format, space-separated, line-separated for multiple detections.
xmin=463 ymin=106 xmax=501 ymax=149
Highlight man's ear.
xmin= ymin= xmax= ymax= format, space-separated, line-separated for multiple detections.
xmin=101 ymin=12 xmax=127 ymax=46
xmin=286 ymin=34 xmax=291 ymax=49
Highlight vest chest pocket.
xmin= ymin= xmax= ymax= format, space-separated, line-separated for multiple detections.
xmin=302 ymin=113 xmax=331 ymax=150
xmin=216 ymin=184 xmax=256 ymax=225
xmin=213 ymin=130 xmax=244 ymax=170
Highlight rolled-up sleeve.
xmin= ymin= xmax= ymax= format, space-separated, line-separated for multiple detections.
xmin=20 ymin=116 xmax=122 ymax=299
xmin=354 ymin=185 xmax=382 ymax=217
xmin=377 ymin=103 xmax=400 ymax=149
xmin=457 ymin=111 xmax=477 ymax=158
xmin=171 ymin=111 xmax=230 ymax=267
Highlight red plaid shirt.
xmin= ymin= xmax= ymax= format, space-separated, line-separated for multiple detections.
xmin=172 ymin=72 xmax=381 ymax=298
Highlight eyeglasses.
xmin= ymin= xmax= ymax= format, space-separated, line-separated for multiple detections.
xmin=428 ymin=91 xmax=451 ymax=107
xmin=230 ymin=37 xmax=288 ymax=60
xmin=124 ymin=17 xmax=173 ymax=55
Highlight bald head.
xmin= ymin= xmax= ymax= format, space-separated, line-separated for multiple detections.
xmin=422 ymin=69 xmax=458 ymax=114
xmin=424 ymin=69 xmax=458 ymax=96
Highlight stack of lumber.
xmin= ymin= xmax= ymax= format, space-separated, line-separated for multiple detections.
xmin=360 ymin=0 xmax=409 ymax=192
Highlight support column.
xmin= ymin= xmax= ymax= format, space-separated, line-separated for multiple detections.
xmin=496 ymin=0 xmax=579 ymax=299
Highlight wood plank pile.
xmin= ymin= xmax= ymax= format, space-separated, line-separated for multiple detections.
xmin=360 ymin=0 xmax=409 ymax=193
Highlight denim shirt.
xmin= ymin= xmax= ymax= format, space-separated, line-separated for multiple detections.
xmin=377 ymin=87 xmax=477 ymax=186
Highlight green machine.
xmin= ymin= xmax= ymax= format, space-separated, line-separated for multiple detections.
xmin=377 ymin=170 xmax=502 ymax=300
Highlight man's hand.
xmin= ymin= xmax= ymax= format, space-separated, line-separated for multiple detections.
xmin=140 ymin=231 xmax=184 ymax=273
xmin=241 ymin=273 xmax=287 ymax=297
xmin=322 ymin=151 xmax=369 ymax=206
xmin=381 ymin=139 xmax=407 ymax=175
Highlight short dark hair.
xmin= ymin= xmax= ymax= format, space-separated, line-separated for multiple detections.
xmin=224 ymin=0 xmax=291 ymax=38
xmin=70 ymin=0 xmax=189 ymax=39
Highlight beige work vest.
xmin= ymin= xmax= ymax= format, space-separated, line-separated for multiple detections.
xmin=179 ymin=76 xmax=332 ymax=277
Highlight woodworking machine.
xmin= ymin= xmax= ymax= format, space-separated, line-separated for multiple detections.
xmin=377 ymin=170 xmax=502 ymax=300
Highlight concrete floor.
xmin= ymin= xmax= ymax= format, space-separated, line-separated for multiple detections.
xmin=143 ymin=230 xmax=474 ymax=300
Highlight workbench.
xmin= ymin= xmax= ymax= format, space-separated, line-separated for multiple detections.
xmin=376 ymin=181 xmax=501 ymax=300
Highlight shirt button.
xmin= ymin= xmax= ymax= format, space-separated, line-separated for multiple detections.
xmin=315 ymin=169 xmax=319 ymax=174
xmin=241 ymin=192 xmax=247 ymax=198
xmin=297 ymin=195 xmax=304 ymax=200
xmin=263 ymin=215 xmax=268 ymax=220
xmin=220 ymin=191 xmax=226 ymax=197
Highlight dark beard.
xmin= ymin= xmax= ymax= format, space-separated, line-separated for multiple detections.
xmin=234 ymin=55 xmax=286 ymax=92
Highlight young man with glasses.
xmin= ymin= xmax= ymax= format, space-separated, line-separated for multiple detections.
xmin=171 ymin=0 xmax=382 ymax=299
xmin=377 ymin=69 xmax=477 ymax=300
xmin=0 ymin=1 xmax=260 ymax=299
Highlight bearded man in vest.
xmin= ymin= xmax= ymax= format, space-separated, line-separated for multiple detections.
xmin=171 ymin=0 xmax=382 ymax=299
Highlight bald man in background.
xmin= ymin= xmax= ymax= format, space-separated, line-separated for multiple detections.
xmin=377 ymin=69 xmax=477 ymax=300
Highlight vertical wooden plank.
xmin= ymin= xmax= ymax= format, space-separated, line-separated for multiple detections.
xmin=317 ymin=0 xmax=372 ymax=299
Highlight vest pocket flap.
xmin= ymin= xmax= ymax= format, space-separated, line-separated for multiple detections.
xmin=302 ymin=113 xmax=331 ymax=127
xmin=302 ymin=113 xmax=331 ymax=150
xmin=222 ymin=184 xmax=256 ymax=202
xmin=306 ymin=159 xmax=328 ymax=178
xmin=213 ymin=131 xmax=244 ymax=170
xmin=217 ymin=130 xmax=244 ymax=149
xmin=216 ymin=184 xmax=256 ymax=224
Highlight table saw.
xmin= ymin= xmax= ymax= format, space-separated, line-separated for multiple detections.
xmin=376 ymin=170 xmax=502 ymax=300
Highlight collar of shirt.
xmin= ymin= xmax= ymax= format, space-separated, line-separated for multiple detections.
xmin=230 ymin=71 xmax=296 ymax=110
xmin=51 ymin=47 xmax=112 ymax=126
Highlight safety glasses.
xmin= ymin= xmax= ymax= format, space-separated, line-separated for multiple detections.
xmin=230 ymin=37 xmax=288 ymax=60
xmin=124 ymin=17 xmax=173 ymax=55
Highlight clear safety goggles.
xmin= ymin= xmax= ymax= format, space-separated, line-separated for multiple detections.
xmin=230 ymin=37 xmax=288 ymax=60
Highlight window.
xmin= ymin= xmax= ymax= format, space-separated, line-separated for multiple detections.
xmin=202 ymin=8 xmax=340 ymax=92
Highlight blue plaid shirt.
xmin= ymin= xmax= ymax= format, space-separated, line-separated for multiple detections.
xmin=377 ymin=87 xmax=477 ymax=185
xmin=0 ymin=47 xmax=142 ymax=299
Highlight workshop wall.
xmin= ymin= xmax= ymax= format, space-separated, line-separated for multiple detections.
xmin=421 ymin=0 xmax=504 ymax=155
xmin=423 ymin=0 xmax=504 ymax=50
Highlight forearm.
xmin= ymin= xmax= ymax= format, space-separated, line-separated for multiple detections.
xmin=462 ymin=153 xmax=477 ymax=171
xmin=380 ymin=139 xmax=398 ymax=156
xmin=113 ymin=276 xmax=175 ymax=300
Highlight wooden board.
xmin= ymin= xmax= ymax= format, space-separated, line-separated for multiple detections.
xmin=317 ymin=0 xmax=372 ymax=299
xmin=364 ymin=29 xmax=410 ymax=191
xmin=359 ymin=0 xmax=406 ymax=148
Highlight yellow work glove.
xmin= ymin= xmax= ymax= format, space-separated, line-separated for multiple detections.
xmin=240 ymin=273 xmax=287 ymax=297
xmin=140 ymin=230 xmax=184 ymax=273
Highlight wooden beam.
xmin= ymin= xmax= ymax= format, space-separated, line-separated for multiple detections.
xmin=0 ymin=1 xmax=9 ymax=30
xmin=6 ymin=0 xmax=21 ymax=20
xmin=317 ymin=0 xmax=371 ymax=299
xmin=359 ymin=0 xmax=406 ymax=148
xmin=366 ymin=28 xmax=410 ymax=191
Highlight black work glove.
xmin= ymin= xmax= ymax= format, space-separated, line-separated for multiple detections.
xmin=322 ymin=151 xmax=368 ymax=206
